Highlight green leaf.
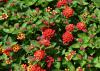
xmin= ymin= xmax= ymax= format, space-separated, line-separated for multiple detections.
xmin=3 ymin=29 xmax=9 ymax=33
xmin=94 ymin=37 xmax=100 ymax=48
xmin=94 ymin=8 xmax=100 ymax=22
xmin=31 ymin=40 xmax=40 ymax=47
xmin=66 ymin=61 xmax=75 ymax=71
xmin=62 ymin=49 xmax=66 ymax=55
xmin=73 ymin=54 xmax=81 ymax=60
xmin=78 ymin=33 xmax=90 ymax=43
xmin=93 ymin=56 xmax=100 ymax=68
xmin=92 ymin=0 xmax=100 ymax=8
xmin=54 ymin=62 xmax=61 ymax=69
xmin=62 ymin=59 xmax=75 ymax=71
xmin=2 ymin=35 xmax=8 ymax=46
xmin=21 ymin=23 xmax=27 ymax=28
xmin=47 ymin=0 xmax=53 ymax=1
xmin=0 ymin=42 xmax=2 ymax=45
xmin=80 ymin=60 xmax=87 ymax=67
xmin=70 ymin=43 xmax=81 ymax=48
xmin=23 ymin=0 xmax=37 ymax=6
xmin=3 ymin=27 xmax=15 ymax=33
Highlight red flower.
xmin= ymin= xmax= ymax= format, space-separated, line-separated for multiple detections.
xmin=3 ymin=48 xmax=12 ymax=56
xmin=3 ymin=50 xmax=10 ymax=56
xmin=62 ymin=31 xmax=74 ymax=44
xmin=65 ymin=24 xmax=74 ymax=32
xmin=76 ymin=22 xmax=87 ymax=32
xmin=42 ymin=28 xmax=55 ymax=39
xmin=34 ymin=50 xmax=45 ymax=61
xmin=39 ymin=39 xmax=50 ymax=47
xmin=45 ymin=56 xmax=54 ymax=68
xmin=27 ymin=64 xmax=46 ymax=71
xmin=62 ymin=6 xmax=74 ymax=18
xmin=57 ymin=0 xmax=67 ymax=8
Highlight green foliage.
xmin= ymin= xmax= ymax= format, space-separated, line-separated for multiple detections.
xmin=0 ymin=0 xmax=100 ymax=71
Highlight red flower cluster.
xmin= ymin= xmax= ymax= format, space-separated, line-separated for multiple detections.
xmin=62 ymin=6 xmax=74 ymax=18
xmin=76 ymin=22 xmax=87 ymax=32
xmin=45 ymin=56 xmax=54 ymax=68
xmin=3 ymin=50 xmax=10 ymax=56
xmin=42 ymin=28 xmax=55 ymax=39
xmin=27 ymin=64 xmax=46 ymax=71
xmin=3 ymin=48 xmax=12 ymax=56
xmin=65 ymin=24 xmax=74 ymax=32
xmin=34 ymin=50 xmax=45 ymax=61
xmin=62 ymin=31 xmax=74 ymax=44
xmin=57 ymin=0 xmax=67 ymax=8
xmin=39 ymin=39 xmax=50 ymax=47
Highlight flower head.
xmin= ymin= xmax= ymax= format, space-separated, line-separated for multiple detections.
xmin=57 ymin=0 xmax=67 ymax=8
xmin=45 ymin=56 xmax=54 ymax=68
xmin=39 ymin=39 xmax=50 ymax=47
xmin=27 ymin=64 xmax=46 ymax=71
xmin=3 ymin=48 xmax=12 ymax=56
xmin=65 ymin=24 xmax=74 ymax=32
xmin=42 ymin=28 xmax=55 ymax=39
xmin=17 ymin=33 xmax=25 ymax=40
xmin=76 ymin=22 xmax=87 ymax=32
xmin=62 ymin=31 xmax=74 ymax=44
xmin=34 ymin=50 xmax=45 ymax=61
xmin=12 ymin=44 xmax=21 ymax=52
xmin=62 ymin=6 xmax=74 ymax=18
xmin=0 ymin=13 xmax=8 ymax=20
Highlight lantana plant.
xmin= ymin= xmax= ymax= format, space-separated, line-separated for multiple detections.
xmin=0 ymin=0 xmax=100 ymax=71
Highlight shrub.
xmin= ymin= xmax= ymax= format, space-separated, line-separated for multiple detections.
xmin=0 ymin=0 xmax=100 ymax=71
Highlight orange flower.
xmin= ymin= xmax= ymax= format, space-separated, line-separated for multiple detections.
xmin=27 ymin=64 xmax=46 ymax=71
xmin=12 ymin=44 xmax=21 ymax=52
xmin=17 ymin=33 xmax=25 ymax=40
xmin=5 ymin=59 xmax=11 ymax=64
xmin=1 ymin=13 xmax=8 ymax=20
